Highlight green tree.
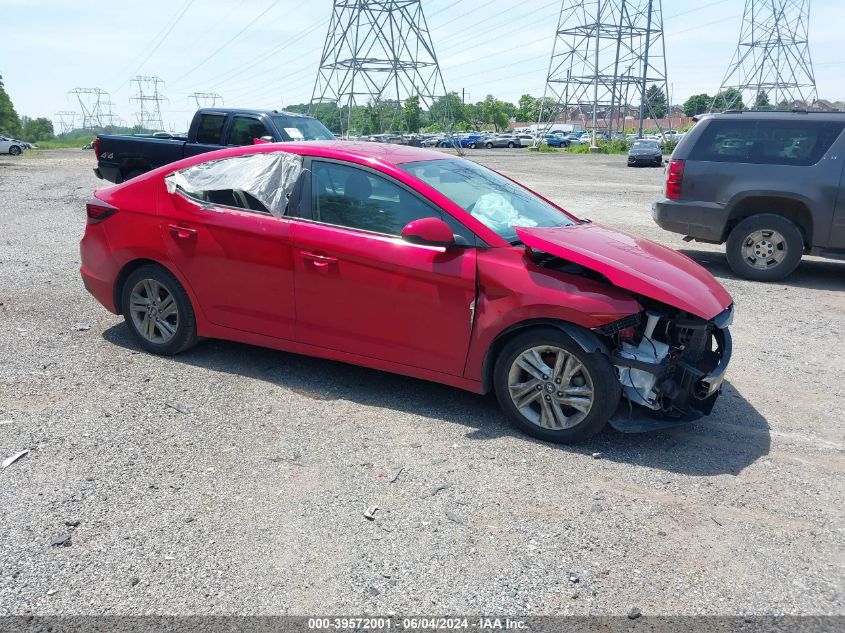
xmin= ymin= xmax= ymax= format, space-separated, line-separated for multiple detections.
xmin=429 ymin=92 xmax=466 ymax=130
xmin=21 ymin=116 xmax=54 ymax=142
xmin=713 ymin=87 xmax=744 ymax=111
xmin=0 ymin=75 xmax=22 ymax=137
xmin=682 ymin=93 xmax=712 ymax=117
xmin=516 ymin=94 xmax=538 ymax=122
xmin=645 ymin=85 xmax=668 ymax=118
xmin=402 ymin=95 xmax=421 ymax=132
xmin=754 ymin=90 xmax=772 ymax=110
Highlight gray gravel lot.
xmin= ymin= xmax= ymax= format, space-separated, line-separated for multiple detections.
xmin=0 ymin=148 xmax=843 ymax=616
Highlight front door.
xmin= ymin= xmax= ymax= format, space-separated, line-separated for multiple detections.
xmin=159 ymin=185 xmax=296 ymax=340
xmin=292 ymin=159 xmax=477 ymax=376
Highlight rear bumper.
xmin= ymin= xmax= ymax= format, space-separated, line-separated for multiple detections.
xmin=652 ymin=198 xmax=729 ymax=242
xmin=80 ymin=265 xmax=117 ymax=313
xmin=95 ymin=164 xmax=121 ymax=183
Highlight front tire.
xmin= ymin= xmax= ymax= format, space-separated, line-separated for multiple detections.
xmin=9 ymin=145 xmax=21 ymax=156
xmin=725 ymin=214 xmax=804 ymax=281
xmin=485 ymin=142 xmax=493 ymax=149
xmin=121 ymin=264 xmax=198 ymax=355
xmin=493 ymin=327 xmax=620 ymax=444
xmin=507 ymin=141 xmax=515 ymax=148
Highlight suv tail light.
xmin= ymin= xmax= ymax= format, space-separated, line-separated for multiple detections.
xmin=86 ymin=197 xmax=117 ymax=224
xmin=93 ymin=136 xmax=100 ymax=159
xmin=665 ymin=159 xmax=685 ymax=199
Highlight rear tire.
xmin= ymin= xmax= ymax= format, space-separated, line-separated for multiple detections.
xmin=121 ymin=264 xmax=198 ymax=356
xmin=507 ymin=141 xmax=515 ymax=148
xmin=726 ymin=214 xmax=804 ymax=281
xmin=486 ymin=142 xmax=493 ymax=149
xmin=493 ymin=327 xmax=620 ymax=444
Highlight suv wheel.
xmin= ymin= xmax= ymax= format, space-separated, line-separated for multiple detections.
xmin=493 ymin=328 xmax=620 ymax=444
xmin=726 ymin=214 xmax=804 ymax=281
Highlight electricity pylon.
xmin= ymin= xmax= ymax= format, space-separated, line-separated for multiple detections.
xmin=130 ymin=76 xmax=167 ymax=131
xmin=715 ymin=0 xmax=817 ymax=110
xmin=54 ymin=111 xmax=78 ymax=136
xmin=539 ymin=0 xmax=669 ymax=139
xmin=310 ymin=0 xmax=457 ymax=138
xmin=68 ymin=88 xmax=109 ymax=129
xmin=188 ymin=92 xmax=224 ymax=109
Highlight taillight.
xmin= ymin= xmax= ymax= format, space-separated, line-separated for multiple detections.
xmin=665 ymin=159 xmax=685 ymax=199
xmin=86 ymin=197 xmax=117 ymax=224
xmin=93 ymin=136 xmax=100 ymax=159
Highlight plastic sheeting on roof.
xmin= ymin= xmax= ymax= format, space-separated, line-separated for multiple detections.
xmin=164 ymin=151 xmax=303 ymax=217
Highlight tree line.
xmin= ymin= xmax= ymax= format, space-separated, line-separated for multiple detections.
xmin=0 ymin=75 xmax=54 ymax=141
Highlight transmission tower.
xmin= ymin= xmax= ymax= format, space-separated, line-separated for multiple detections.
xmin=539 ymin=0 xmax=669 ymax=139
xmin=54 ymin=111 xmax=78 ymax=136
xmin=68 ymin=88 xmax=109 ymax=129
xmin=715 ymin=0 xmax=817 ymax=110
xmin=188 ymin=92 xmax=224 ymax=109
xmin=310 ymin=0 xmax=456 ymax=137
xmin=130 ymin=75 xmax=167 ymax=131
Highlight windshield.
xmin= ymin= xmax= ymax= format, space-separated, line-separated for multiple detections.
xmin=633 ymin=140 xmax=659 ymax=149
xmin=399 ymin=159 xmax=575 ymax=243
xmin=271 ymin=115 xmax=335 ymax=141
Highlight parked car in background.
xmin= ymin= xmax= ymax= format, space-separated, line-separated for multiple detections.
xmin=480 ymin=134 xmax=521 ymax=148
xmin=516 ymin=134 xmax=536 ymax=147
xmin=627 ymin=139 xmax=663 ymax=167
xmin=0 ymin=136 xmax=26 ymax=155
xmin=80 ymin=141 xmax=733 ymax=444
xmin=653 ymin=110 xmax=845 ymax=281
xmin=94 ymin=108 xmax=335 ymax=183
xmin=541 ymin=134 xmax=570 ymax=148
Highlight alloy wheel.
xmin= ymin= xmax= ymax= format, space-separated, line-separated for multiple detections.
xmin=741 ymin=229 xmax=787 ymax=270
xmin=128 ymin=278 xmax=179 ymax=344
xmin=507 ymin=345 xmax=594 ymax=430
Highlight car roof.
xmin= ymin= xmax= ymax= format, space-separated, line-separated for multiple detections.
xmin=698 ymin=110 xmax=845 ymax=122
xmin=196 ymin=108 xmax=317 ymax=119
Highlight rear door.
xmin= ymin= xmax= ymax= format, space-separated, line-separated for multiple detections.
xmin=291 ymin=159 xmax=477 ymax=376
xmin=158 ymin=158 xmax=297 ymax=340
xmin=830 ymin=161 xmax=845 ymax=248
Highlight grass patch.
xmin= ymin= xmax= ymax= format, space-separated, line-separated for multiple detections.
xmin=528 ymin=145 xmax=560 ymax=153
xmin=36 ymin=137 xmax=95 ymax=149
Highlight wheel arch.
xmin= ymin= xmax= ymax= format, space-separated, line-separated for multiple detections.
xmin=480 ymin=319 xmax=609 ymax=394
xmin=113 ymin=258 xmax=178 ymax=313
xmin=724 ymin=195 xmax=814 ymax=248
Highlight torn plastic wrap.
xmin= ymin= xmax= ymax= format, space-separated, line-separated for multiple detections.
xmin=164 ymin=151 xmax=303 ymax=216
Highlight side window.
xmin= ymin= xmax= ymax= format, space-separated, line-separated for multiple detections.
xmin=229 ymin=116 xmax=272 ymax=146
xmin=195 ymin=114 xmax=227 ymax=145
xmin=690 ymin=119 xmax=845 ymax=166
xmin=185 ymin=189 xmax=270 ymax=214
xmin=311 ymin=161 xmax=444 ymax=236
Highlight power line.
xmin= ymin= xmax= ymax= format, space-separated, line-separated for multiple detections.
xmin=170 ymin=0 xmax=283 ymax=86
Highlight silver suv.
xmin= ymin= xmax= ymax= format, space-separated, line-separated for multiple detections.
xmin=652 ymin=111 xmax=845 ymax=281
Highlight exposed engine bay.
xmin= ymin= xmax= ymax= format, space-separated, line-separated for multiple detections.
xmin=594 ymin=306 xmax=732 ymax=421
xmin=534 ymin=251 xmax=733 ymax=424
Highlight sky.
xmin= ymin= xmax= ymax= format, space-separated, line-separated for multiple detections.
xmin=1 ymin=0 xmax=843 ymax=132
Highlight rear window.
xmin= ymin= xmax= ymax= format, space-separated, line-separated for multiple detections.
xmin=690 ymin=119 xmax=844 ymax=166
xmin=195 ymin=114 xmax=226 ymax=145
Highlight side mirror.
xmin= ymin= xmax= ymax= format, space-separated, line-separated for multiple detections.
xmin=401 ymin=217 xmax=455 ymax=247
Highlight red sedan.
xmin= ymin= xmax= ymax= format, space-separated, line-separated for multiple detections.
xmin=80 ymin=142 xmax=733 ymax=444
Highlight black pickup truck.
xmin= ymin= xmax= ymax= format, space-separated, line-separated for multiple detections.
xmin=93 ymin=108 xmax=335 ymax=183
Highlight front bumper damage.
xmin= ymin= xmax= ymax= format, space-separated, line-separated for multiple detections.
xmin=594 ymin=305 xmax=734 ymax=433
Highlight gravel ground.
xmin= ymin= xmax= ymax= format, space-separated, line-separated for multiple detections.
xmin=0 ymin=148 xmax=843 ymax=616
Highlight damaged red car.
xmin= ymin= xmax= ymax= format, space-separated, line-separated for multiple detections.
xmin=80 ymin=142 xmax=733 ymax=444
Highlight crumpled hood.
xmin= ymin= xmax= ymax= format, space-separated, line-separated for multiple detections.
xmin=517 ymin=223 xmax=732 ymax=320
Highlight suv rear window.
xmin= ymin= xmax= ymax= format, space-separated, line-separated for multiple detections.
xmin=689 ymin=119 xmax=844 ymax=166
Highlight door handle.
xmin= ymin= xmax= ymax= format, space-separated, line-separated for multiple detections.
xmin=301 ymin=251 xmax=338 ymax=267
xmin=168 ymin=224 xmax=198 ymax=239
